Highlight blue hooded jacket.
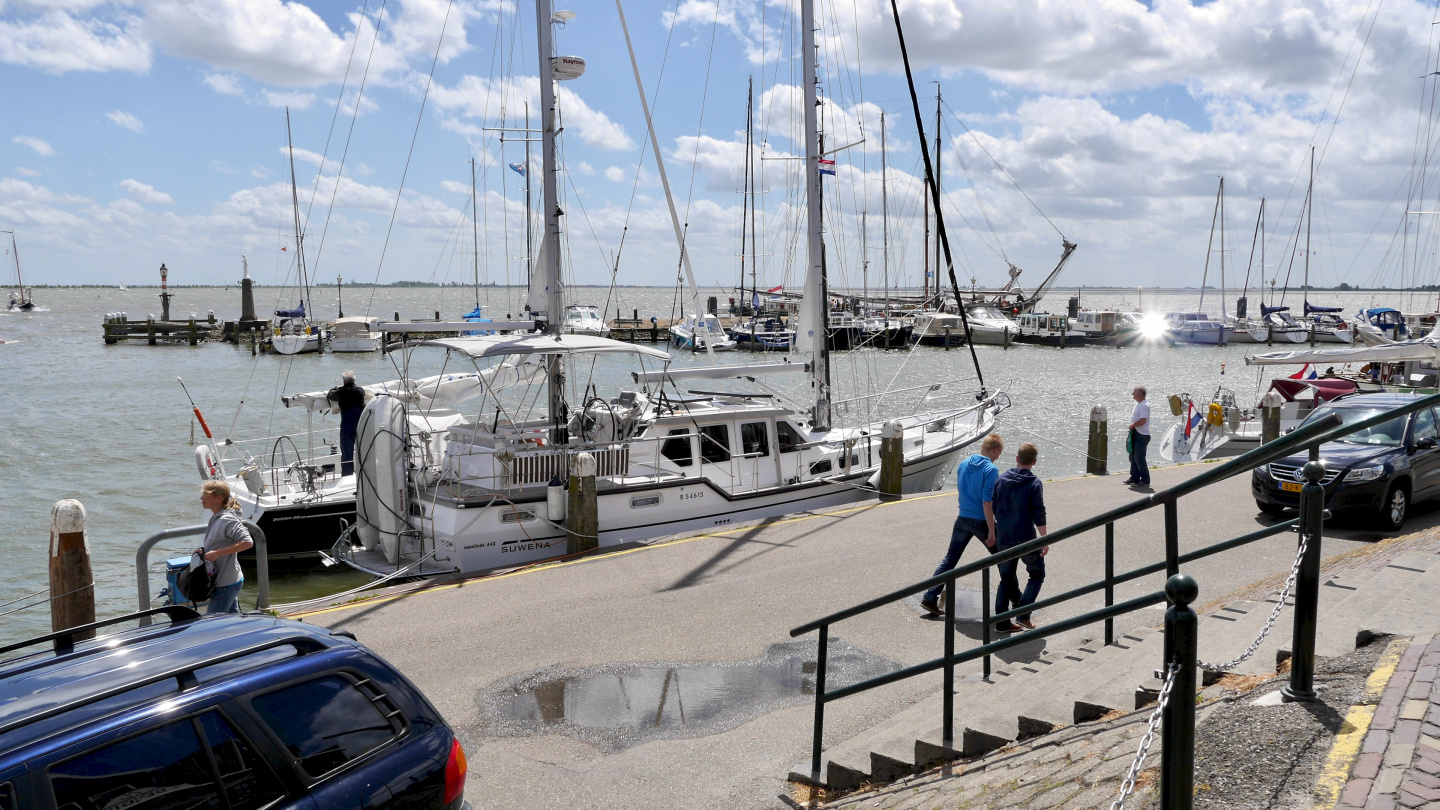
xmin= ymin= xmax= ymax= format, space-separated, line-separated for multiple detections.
xmin=993 ymin=467 xmax=1047 ymax=544
xmin=956 ymin=453 xmax=999 ymax=520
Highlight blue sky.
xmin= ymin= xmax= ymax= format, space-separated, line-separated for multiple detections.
xmin=2 ymin=0 xmax=1438 ymax=300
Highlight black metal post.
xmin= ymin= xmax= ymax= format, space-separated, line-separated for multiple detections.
xmin=981 ymin=567 xmax=992 ymax=678
xmin=1164 ymin=497 xmax=1179 ymax=578
xmin=1162 ymin=573 xmax=1198 ymax=810
xmin=811 ymin=625 xmax=828 ymax=780
xmin=1105 ymin=522 xmax=1115 ymax=646
xmin=1283 ymin=460 xmax=1324 ymax=702
xmin=944 ymin=579 xmax=955 ymax=747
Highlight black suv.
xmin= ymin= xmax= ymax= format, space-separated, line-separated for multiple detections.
xmin=1252 ymin=392 xmax=1440 ymax=530
xmin=0 ymin=607 xmax=469 ymax=810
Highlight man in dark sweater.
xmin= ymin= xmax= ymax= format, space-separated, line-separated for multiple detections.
xmin=327 ymin=370 xmax=368 ymax=476
xmin=992 ymin=443 xmax=1048 ymax=632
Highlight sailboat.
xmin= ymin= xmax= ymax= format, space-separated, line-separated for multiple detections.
xmin=1164 ymin=178 xmax=1229 ymax=345
xmin=331 ymin=0 xmax=1007 ymax=579
xmin=730 ymin=76 xmax=796 ymax=353
xmin=4 ymin=231 xmax=36 ymax=312
xmin=270 ymin=108 xmax=324 ymax=356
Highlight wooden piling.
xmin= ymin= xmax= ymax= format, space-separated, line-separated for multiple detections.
xmin=1261 ymin=391 xmax=1284 ymax=444
xmin=567 ymin=452 xmax=599 ymax=555
xmin=943 ymin=325 xmax=951 ymax=350
xmin=50 ymin=499 xmax=95 ymax=648
xmin=1087 ymin=405 xmax=1109 ymax=475
xmin=188 ymin=318 xmax=198 ymax=346
xmin=147 ymin=319 xmax=156 ymax=346
xmin=877 ymin=420 xmax=904 ymax=501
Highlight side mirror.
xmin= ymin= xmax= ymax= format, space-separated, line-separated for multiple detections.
xmin=1418 ymin=437 xmax=1437 ymax=450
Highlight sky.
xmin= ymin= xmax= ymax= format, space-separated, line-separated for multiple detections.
xmin=3 ymin=0 xmax=1440 ymax=303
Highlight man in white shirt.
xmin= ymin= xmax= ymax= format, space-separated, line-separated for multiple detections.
xmin=1125 ymin=386 xmax=1151 ymax=487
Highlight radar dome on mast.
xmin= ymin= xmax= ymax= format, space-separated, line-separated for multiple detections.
xmin=551 ymin=56 xmax=585 ymax=80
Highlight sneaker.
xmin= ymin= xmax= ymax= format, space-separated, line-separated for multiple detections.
xmin=1121 ymin=478 xmax=1136 ymax=485
xmin=994 ymin=621 xmax=1024 ymax=633
xmin=920 ymin=598 xmax=941 ymax=616
xmin=1016 ymin=618 xmax=1037 ymax=630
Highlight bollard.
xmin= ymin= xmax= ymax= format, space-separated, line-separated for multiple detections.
xmin=1260 ymin=390 xmax=1283 ymax=444
xmin=1086 ymin=405 xmax=1108 ymax=475
xmin=567 ymin=452 xmax=598 ymax=555
xmin=148 ymin=318 xmax=156 ymax=346
xmin=188 ymin=318 xmax=198 ymax=346
xmin=50 ymin=499 xmax=96 ymax=649
xmin=394 ymin=311 xmax=400 ymax=322
xmin=1282 ymin=460 xmax=1325 ymax=702
xmin=877 ymin=420 xmax=904 ymax=501
xmin=1161 ymin=573 xmax=1199 ymax=810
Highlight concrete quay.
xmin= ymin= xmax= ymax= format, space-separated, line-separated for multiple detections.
xmin=292 ymin=463 xmax=1437 ymax=809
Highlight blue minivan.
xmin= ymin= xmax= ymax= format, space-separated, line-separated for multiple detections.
xmin=0 ymin=606 xmax=468 ymax=810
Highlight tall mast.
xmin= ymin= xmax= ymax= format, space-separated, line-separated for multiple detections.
xmin=748 ymin=79 xmax=758 ymax=313
xmin=535 ymin=0 xmax=565 ymax=435
xmin=1305 ymin=146 xmax=1313 ymax=311
xmin=801 ymin=0 xmax=831 ymax=429
xmin=471 ymin=157 xmax=480 ymax=310
xmin=923 ymin=187 xmax=929 ymax=303
xmin=6 ymin=232 xmax=20 ymax=290
xmin=1219 ymin=176 xmax=1227 ymax=319
xmin=285 ymin=107 xmax=312 ymax=318
xmin=881 ymin=112 xmax=889 ymax=314
xmin=740 ymin=76 xmax=752 ymax=311
xmin=861 ymin=211 xmax=868 ymax=306
xmin=933 ymin=84 xmax=941 ymax=305
xmin=1198 ymin=178 xmax=1220 ymax=313
xmin=524 ymin=101 xmax=534 ymax=307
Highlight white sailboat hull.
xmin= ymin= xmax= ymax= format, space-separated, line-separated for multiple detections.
xmin=272 ymin=333 xmax=322 ymax=355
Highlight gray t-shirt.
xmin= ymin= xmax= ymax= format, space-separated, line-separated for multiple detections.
xmin=202 ymin=511 xmax=250 ymax=587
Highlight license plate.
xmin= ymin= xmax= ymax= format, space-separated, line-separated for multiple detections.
xmin=1280 ymin=482 xmax=1304 ymax=493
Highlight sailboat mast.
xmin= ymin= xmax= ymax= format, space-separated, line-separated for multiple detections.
xmin=7 ymin=232 xmax=20 ymax=291
xmin=535 ymin=0 xmax=565 ymax=435
xmin=881 ymin=112 xmax=889 ymax=315
xmin=748 ymin=79 xmax=758 ymax=311
xmin=801 ymin=0 xmax=831 ymax=430
xmin=524 ymin=102 xmax=534 ymax=307
xmin=1219 ymin=176 xmax=1227 ymax=319
xmin=471 ymin=157 xmax=480 ymax=310
xmin=1198 ymin=179 xmax=1219 ymax=313
xmin=284 ymin=108 xmax=312 ymax=318
xmin=1305 ymin=146 xmax=1313 ymax=312
xmin=740 ymin=77 xmax=751 ymax=312
xmin=933 ymin=85 xmax=941 ymax=305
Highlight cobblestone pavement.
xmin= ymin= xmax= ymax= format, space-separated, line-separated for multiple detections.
xmin=1334 ymin=633 xmax=1440 ymax=810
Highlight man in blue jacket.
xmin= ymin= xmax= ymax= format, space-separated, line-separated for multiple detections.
xmin=921 ymin=433 xmax=1004 ymax=615
xmin=993 ymin=443 xmax=1048 ymax=631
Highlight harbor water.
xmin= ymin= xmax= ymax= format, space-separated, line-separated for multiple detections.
xmin=0 ymin=285 xmax=1425 ymax=645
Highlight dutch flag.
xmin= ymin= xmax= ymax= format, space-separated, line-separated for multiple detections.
xmin=818 ymin=158 xmax=836 ymax=176
xmin=1288 ymin=363 xmax=1318 ymax=380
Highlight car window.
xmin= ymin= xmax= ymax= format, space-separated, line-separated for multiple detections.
xmin=740 ymin=422 xmax=770 ymax=457
xmin=198 ymin=712 xmax=285 ymax=810
xmin=1306 ymin=406 xmax=1407 ymax=447
xmin=699 ymin=425 xmax=731 ymax=463
xmin=50 ymin=717 xmax=222 ymax=810
xmin=1415 ymin=409 xmax=1439 ymax=442
xmin=776 ymin=422 xmax=802 ymax=453
xmin=250 ymin=675 xmax=397 ymax=777
xmin=660 ymin=429 xmax=693 ymax=468
xmin=0 ymin=782 xmax=13 ymax=810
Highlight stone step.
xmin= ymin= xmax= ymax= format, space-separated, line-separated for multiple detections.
xmin=999 ymin=628 xmax=1165 ymax=741
xmin=1313 ymin=553 xmax=1436 ymax=657
xmin=1342 ymin=550 xmax=1440 ymax=643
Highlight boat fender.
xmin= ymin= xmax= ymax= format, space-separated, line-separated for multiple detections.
xmin=547 ymin=477 xmax=567 ymax=522
xmin=1206 ymin=402 xmax=1224 ymax=427
xmin=1225 ymin=407 xmax=1241 ymax=432
xmin=1168 ymin=395 xmax=1184 ymax=416
xmin=195 ymin=445 xmax=221 ymax=481
xmin=355 ymin=395 xmax=409 ymax=560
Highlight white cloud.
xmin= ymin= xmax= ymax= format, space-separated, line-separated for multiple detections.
xmin=15 ymin=167 xmax=41 ymax=177
xmin=203 ymin=73 xmax=244 ymax=95
xmin=142 ymin=0 xmax=352 ymax=86
xmin=431 ymin=75 xmax=635 ymax=151
xmin=106 ymin=110 xmax=144 ymax=132
xmin=0 ymin=9 xmax=152 ymax=74
xmin=605 ymin=166 xmax=625 ymax=183
xmin=13 ymin=136 xmax=55 ymax=156
xmin=119 ymin=178 xmax=173 ymax=204
xmin=264 ymin=90 xmax=316 ymax=109
xmin=577 ymin=162 xmax=595 ymax=176
xmin=439 ymin=180 xmax=471 ymax=195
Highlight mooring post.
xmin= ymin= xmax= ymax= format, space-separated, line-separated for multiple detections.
xmin=1104 ymin=522 xmax=1115 ymax=646
xmin=943 ymin=325 xmax=951 ymax=350
xmin=1261 ymin=390 xmax=1284 ymax=444
xmin=877 ymin=420 xmax=904 ymax=502
xmin=567 ymin=452 xmax=599 ymax=555
xmin=1086 ymin=404 xmax=1108 ymax=475
xmin=1282 ymin=460 xmax=1325 ymax=702
xmin=147 ymin=318 xmax=156 ymax=346
xmin=1161 ymin=573 xmax=1199 ymax=810
xmin=50 ymin=499 xmax=96 ymax=650
xmin=188 ymin=317 xmax=197 ymax=346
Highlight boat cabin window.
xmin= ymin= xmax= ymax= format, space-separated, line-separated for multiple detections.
xmin=661 ymin=429 xmax=694 ymax=468
xmin=698 ymin=424 xmax=731 ymax=463
xmin=776 ymin=421 xmax=802 ymax=453
xmin=740 ymin=422 xmax=770 ymax=457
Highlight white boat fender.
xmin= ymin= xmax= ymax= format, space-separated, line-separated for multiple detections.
xmin=547 ymin=476 xmax=567 ymax=522
xmin=355 ymin=395 xmax=408 ymax=561
xmin=195 ymin=445 xmax=221 ymax=481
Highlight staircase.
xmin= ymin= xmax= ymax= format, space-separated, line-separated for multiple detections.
xmin=791 ymin=545 xmax=1440 ymax=792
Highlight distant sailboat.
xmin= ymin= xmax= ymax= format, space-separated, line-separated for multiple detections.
xmin=4 ymin=231 xmax=36 ymax=312
xmin=118 ymin=282 xmax=127 ymax=291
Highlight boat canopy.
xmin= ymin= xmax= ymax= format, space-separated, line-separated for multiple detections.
xmin=1305 ymin=302 xmax=1343 ymax=314
xmin=284 ymin=372 xmax=491 ymax=412
xmin=275 ymin=303 xmax=306 ymax=318
xmin=420 ymin=332 xmax=670 ymax=360
xmin=331 ymin=316 xmax=379 ymax=337
xmin=461 ymin=305 xmax=486 ymax=320
xmin=1268 ymin=378 xmax=1358 ymax=403
xmin=1246 ymin=338 xmax=1440 ymax=366
xmin=1260 ymin=304 xmax=1290 ymax=315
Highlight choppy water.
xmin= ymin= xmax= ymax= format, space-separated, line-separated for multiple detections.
xmin=0 ymin=284 xmax=1425 ymax=645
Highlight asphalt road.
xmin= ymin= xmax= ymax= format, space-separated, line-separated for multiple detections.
xmin=301 ymin=463 xmax=1432 ymax=809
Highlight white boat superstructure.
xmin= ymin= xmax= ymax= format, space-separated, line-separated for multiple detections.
xmin=960 ymin=304 xmax=1018 ymax=345
xmin=670 ymin=312 xmax=737 ymax=351
xmin=1164 ymin=312 xmax=1227 ymax=345
xmin=562 ymin=304 xmax=610 ymax=337
xmin=329 ymin=316 xmax=383 ymax=352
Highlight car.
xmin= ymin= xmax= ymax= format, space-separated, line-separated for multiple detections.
xmin=1252 ymin=392 xmax=1440 ymax=531
xmin=0 ymin=606 xmax=469 ymax=810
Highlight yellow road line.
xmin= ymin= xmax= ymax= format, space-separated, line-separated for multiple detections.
xmin=286 ymin=491 xmax=953 ymax=619
xmin=1311 ymin=637 xmax=1408 ymax=809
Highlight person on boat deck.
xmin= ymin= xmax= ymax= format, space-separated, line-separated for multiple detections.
xmin=920 ymin=434 xmax=1004 ymax=616
xmin=992 ymin=443 xmax=1048 ymax=633
xmin=327 ymin=370 xmax=370 ymax=476
xmin=200 ymin=480 xmax=253 ymax=615
xmin=1125 ymin=386 xmax=1151 ymax=488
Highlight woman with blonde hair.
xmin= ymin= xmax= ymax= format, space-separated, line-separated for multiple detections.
xmin=199 ymin=480 xmax=253 ymax=614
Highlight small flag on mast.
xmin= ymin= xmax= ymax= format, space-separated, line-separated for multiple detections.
xmin=818 ymin=158 xmax=836 ymax=176
xmin=509 ymin=163 xmax=526 ymax=176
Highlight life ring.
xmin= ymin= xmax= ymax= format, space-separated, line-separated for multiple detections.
xmin=194 ymin=445 xmax=221 ymax=481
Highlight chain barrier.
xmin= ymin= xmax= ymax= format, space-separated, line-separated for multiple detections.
xmin=1197 ymin=530 xmax=1309 ymax=672
xmin=1110 ymin=662 xmax=1178 ymax=810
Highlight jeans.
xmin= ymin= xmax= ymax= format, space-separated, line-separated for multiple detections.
xmin=923 ymin=516 xmax=996 ymax=603
xmin=995 ymin=537 xmax=1045 ymax=622
xmin=340 ymin=409 xmax=361 ymax=476
xmin=1129 ymin=431 xmax=1151 ymax=485
xmin=207 ymin=580 xmax=243 ymax=615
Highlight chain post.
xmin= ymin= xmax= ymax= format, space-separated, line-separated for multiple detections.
xmin=1164 ymin=497 xmax=1179 ymax=578
xmin=811 ymin=624 xmax=828 ymax=781
xmin=1105 ymin=521 xmax=1115 ymax=646
xmin=1283 ymin=460 xmax=1324 ymax=702
xmin=981 ymin=567 xmax=992 ymax=678
xmin=1161 ymin=573 xmax=1198 ymax=810
xmin=944 ymin=576 xmax=955 ymax=748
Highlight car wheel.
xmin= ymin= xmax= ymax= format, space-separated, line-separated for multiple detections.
xmin=1256 ymin=500 xmax=1286 ymax=517
xmin=1379 ymin=484 xmax=1408 ymax=531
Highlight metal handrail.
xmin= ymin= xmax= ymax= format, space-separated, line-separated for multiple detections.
xmin=135 ymin=520 xmax=269 ymax=625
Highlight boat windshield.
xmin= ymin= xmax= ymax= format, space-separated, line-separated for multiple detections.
xmin=968 ymin=306 xmax=1009 ymax=320
xmin=1305 ymin=406 xmax=1408 ymax=446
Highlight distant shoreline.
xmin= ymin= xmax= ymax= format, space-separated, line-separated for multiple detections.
xmin=18 ymin=284 xmax=1438 ymax=293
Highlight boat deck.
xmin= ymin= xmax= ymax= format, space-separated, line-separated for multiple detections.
xmin=338 ymin=547 xmax=459 ymax=579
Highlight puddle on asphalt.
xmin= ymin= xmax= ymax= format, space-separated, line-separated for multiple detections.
xmin=477 ymin=639 xmax=900 ymax=752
